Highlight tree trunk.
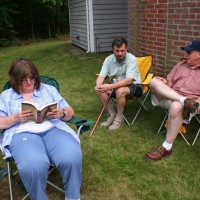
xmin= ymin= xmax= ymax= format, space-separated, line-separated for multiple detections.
xmin=28 ymin=0 xmax=34 ymax=39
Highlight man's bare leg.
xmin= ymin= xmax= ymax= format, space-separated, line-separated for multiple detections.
xmin=109 ymin=87 xmax=130 ymax=130
xmin=149 ymin=78 xmax=183 ymax=102
xmin=96 ymin=91 xmax=116 ymax=126
xmin=165 ymin=101 xmax=183 ymax=144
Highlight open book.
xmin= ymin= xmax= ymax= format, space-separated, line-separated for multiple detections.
xmin=22 ymin=101 xmax=57 ymax=123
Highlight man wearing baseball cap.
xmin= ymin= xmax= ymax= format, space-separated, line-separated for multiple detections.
xmin=145 ymin=40 xmax=200 ymax=161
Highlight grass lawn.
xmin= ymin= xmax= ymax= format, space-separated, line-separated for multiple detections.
xmin=0 ymin=39 xmax=200 ymax=200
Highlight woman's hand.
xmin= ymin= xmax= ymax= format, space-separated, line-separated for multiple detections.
xmin=46 ymin=107 xmax=74 ymax=121
xmin=46 ymin=108 xmax=64 ymax=119
xmin=0 ymin=110 xmax=34 ymax=129
xmin=14 ymin=110 xmax=34 ymax=123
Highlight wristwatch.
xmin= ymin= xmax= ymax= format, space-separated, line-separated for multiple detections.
xmin=61 ymin=109 xmax=67 ymax=118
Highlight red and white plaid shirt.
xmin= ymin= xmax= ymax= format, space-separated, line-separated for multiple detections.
xmin=167 ymin=60 xmax=200 ymax=99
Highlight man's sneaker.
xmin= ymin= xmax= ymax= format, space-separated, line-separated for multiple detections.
xmin=101 ymin=116 xmax=115 ymax=127
xmin=183 ymin=98 xmax=199 ymax=119
xmin=145 ymin=146 xmax=172 ymax=161
xmin=109 ymin=118 xmax=124 ymax=130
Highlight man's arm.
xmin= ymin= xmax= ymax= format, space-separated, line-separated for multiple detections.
xmin=111 ymin=77 xmax=133 ymax=89
xmin=96 ymin=77 xmax=133 ymax=93
xmin=95 ymin=75 xmax=105 ymax=92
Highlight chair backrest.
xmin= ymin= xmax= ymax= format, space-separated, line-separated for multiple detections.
xmin=3 ymin=75 xmax=59 ymax=92
xmin=136 ymin=55 xmax=152 ymax=82
xmin=136 ymin=55 xmax=153 ymax=94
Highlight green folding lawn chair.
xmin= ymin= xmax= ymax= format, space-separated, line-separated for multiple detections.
xmin=1 ymin=75 xmax=95 ymax=200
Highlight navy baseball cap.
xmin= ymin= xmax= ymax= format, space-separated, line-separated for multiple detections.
xmin=181 ymin=41 xmax=200 ymax=51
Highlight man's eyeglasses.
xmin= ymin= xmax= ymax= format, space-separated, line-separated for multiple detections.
xmin=21 ymin=75 xmax=37 ymax=84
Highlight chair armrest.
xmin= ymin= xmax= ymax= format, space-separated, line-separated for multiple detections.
xmin=67 ymin=116 xmax=95 ymax=136
xmin=140 ymin=73 xmax=153 ymax=85
xmin=137 ymin=73 xmax=153 ymax=94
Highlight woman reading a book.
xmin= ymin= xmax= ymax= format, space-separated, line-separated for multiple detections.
xmin=0 ymin=58 xmax=82 ymax=200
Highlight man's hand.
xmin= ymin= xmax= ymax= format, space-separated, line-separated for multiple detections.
xmin=95 ymin=83 xmax=113 ymax=93
xmin=95 ymin=83 xmax=103 ymax=92
xmin=154 ymin=76 xmax=168 ymax=84
xmin=154 ymin=76 xmax=173 ymax=87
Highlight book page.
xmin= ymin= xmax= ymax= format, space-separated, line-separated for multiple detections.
xmin=38 ymin=103 xmax=57 ymax=123
xmin=22 ymin=102 xmax=57 ymax=123
xmin=21 ymin=103 xmax=38 ymax=122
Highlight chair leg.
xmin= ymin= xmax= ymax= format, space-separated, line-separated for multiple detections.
xmin=192 ymin=115 xmax=200 ymax=145
xmin=157 ymin=110 xmax=190 ymax=145
xmin=21 ymin=193 xmax=29 ymax=200
xmin=47 ymin=180 xmax=65 ymax=193
xmin=157 ymin=112 xmax=168 ymax=134
xmin=47 ymin=166 xmax=65 ymax=193
xmin=7 ymin=160 xmax=14 ymax=200
xmin=179 ymin=132 xmax=190 ymax=146
xmin=111 ymin=97 xmax=131 ymax=126
xmin=6 ymin=159 xmax=66 ymax=200
xmin=131 ymin=90 xmax=150 ymax=125
xmin=122 ymin=114 xmax=131 ymax=126
xmin=192 ymin=128 xmax=200 ymax=146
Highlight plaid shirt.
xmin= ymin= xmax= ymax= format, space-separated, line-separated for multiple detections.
xmin=0 ymin=83 xmax=80 ymax=158
xmin=167 ymin=60 xmax=200 ymax=99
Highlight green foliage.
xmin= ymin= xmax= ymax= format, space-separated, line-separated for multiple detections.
xmin=0 ymin=3 xmax=19 ymax=41
xmin=0 ymin=0 xmax=69 ymax=46
xmin=0 ymin=40 xmax=200 ymax=200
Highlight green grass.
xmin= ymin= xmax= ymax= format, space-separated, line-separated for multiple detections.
xmin=0 ymin=39 xmax=200 ymax=200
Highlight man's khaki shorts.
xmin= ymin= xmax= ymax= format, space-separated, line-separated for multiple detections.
xmin=151 ymin=93 xmax=198 ymax=124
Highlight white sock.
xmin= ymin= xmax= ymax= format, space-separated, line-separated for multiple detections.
xmin=115 ymin=108 xmax=124 ymax=120
xmin=107 ymin=102 xmax=116 ymax=118
xmin=179 ymin=96 xmax=187 ymax=106
xmin=162 ymin=141 xmax=173 ymax=151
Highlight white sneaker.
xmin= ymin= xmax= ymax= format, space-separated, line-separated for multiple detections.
xmin=109 ymin=118 xmax=124 ymax=130
xmin=101 ymin=116 xmax=115 ymax=127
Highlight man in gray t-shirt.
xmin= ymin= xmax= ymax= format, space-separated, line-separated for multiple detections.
xmin=95 ymin=38 xmax=142 ymax=130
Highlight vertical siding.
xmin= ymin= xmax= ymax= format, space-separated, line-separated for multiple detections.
xmin=69 ymin=0 xmax=88 ymax=50
xmin=93 ymin=0 xmax=129 ymax=52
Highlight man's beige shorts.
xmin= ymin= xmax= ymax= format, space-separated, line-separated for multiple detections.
xmin=151 ymin=93 xmax=172 ymax=109
xmin=151 ymin=93 xmax=198 ymax=124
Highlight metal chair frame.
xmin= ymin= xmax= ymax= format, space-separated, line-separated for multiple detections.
xmin=158 ymin=110 xmax=200 ymax=146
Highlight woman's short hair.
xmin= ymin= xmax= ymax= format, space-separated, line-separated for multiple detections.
xmin=8 ymin=58 xmax=41 ymax=93
xmin=112 ymin=38 xmax=127 ymax=49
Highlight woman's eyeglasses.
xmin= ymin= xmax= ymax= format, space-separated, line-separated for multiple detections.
xmin=21 ymin=75 xmax=37 ymax=84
